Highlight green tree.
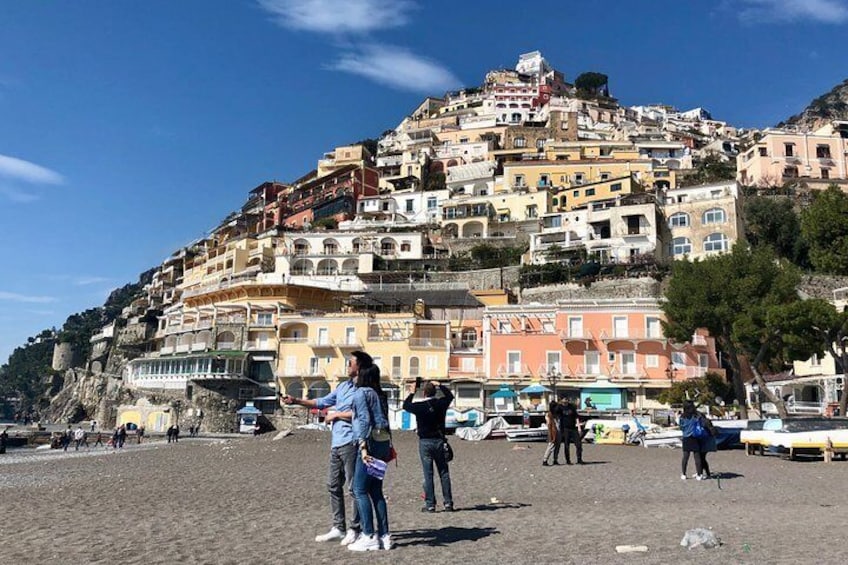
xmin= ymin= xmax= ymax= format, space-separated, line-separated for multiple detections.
xmin=684 ymin=153 xmax=737 ymax=186
xmin=662 ymin=245 xmax=823 ymax=418
xmin=658 ymin=372 xmax=734 ymax=409
xmin=574 ymin=72 xmax=609 ymax=98
xmin=800 ymin=185 xmax=848 ymax=274
xmin=744 ymin=196 xmax=810 ymax=267
xmin=424 ymin=171 xmax=446 ymax=192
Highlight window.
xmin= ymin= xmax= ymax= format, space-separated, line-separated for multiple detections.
xmin=585 ymin=351 xmax=600 ymax=374
xmin=784 ymin=166 xmax=799 ymax=178
xmin=621 ymin=352 xmax=636 ymax=374
xmin=344 ymin=327 xmax=356 ymax=345
xmin=703 ymin=232 xmax=729 ymax=253
xmin=816 ymin=145 xmax=831 ymax=159
xmin=256 ymin=312 xmax=273 ymax=326
xmin=610 ymin=182 xmax=622 ymax=191
xmin=758 ymin=147 xmax=767 ymax=157
xmin=405 ymin=199 xmax=414 ymax=213
xmin=460 ymin=328 xmax=477 ymax=348
xmin=391 ymin=356 xmax=402 ymax=379
xmin=702 ymin=208 xmax=726 ymax=224
xmin=669 ymin=212 xmax=690 ymax=228
xmin=536 ymin=138 xmax=545 ymax=149
xmin=574 ymin=173 xmax=584 ymax=184
xmin=409 ymin=357 xmax=420 ymax=377
xmin=514 ymin=174 xmax=525 ymax=186
xmin=507 ymin=351 xmax=522 ymax=373
xmin=646 ymin=317 xmax=662 ymax=338
xmin=671 ymin=237 xmax=692 ymax=256
xmin=400 ymin=241 xmax=411 ymax=252
xmin=811 ymin=353 xmax=821 ymax=367
xmin=514 ymin=137 xmax=526 ymax=148
xmin=821 ymin=168 xmax=830 ymax=179
xmin=568 ymin=317 xmax=583 ymax=337
xmin=546 ymin=351 xmax=561 ymax=373
xmin=526 ymin=205 xmax=538 ymax=218
xmin=784 ymin=143 xmax=794 ymax=157
xmin=381 ymin=201 xmax=391 ymax=211
xmin=672 ymin=351 xmax=686 ymax=368
xmin=646 ymin=354 xmax=659 ymax=368
xmin=573 ymin=190 xmax=580 ymax=198
xmin=317 ymin=328 xmax=329 ymax=345
xmin=613 ymin=316 xmax=628 ymax=338
xmin=498 ymin=320 xmax=511 ymax=334
xmin=600 ymin=172 xmax=610 ymax=181
xmin=542 ymin=320 xmax=554 ymax=333
xmin=427 ymin=197 xmax=437 ymax=210
xmin=585 ymin=188 xmax=596 ymax=196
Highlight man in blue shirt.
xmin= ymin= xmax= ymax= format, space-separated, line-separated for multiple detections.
xmin=283 ymin=350 xmax=373 ymax=546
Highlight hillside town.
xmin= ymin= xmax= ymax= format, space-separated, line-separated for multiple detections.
xmin=9 ymin=51 xmax=848 ymax=432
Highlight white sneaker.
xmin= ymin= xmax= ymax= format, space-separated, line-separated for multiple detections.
xmin=680 ymin=474 xmax=687 ymax=480
xmin=696 ymin=474 xmax=704 ymax=481
xmin=380 ymin=534 xmax=392 ymax=550
xmin=315 ymin=527 xmax=344 ymax=542
xmin=340 ymin=529 xmax=359 ymax=546
xmin=347 ymin=534 xmax=379 ymax=552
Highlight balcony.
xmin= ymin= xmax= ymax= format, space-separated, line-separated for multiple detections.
xmin=566 ymin=365 xmax=604 ymax=380
xmin=609 ymin=365 xmax=649 ymax=381
xmin=175 ymin=344 xmax=190 ymax=353
xmin=308 ymin=339 xmax=335 ymax=349
xmin=279 ymin=337 xmax=308 ymax=345
xmin=191 ymin=342 xmax=207 ymax=352
xmin=599 ymin=329 xmax=666 ymax=346
xmin=559 ymin=330 xmax=594 ymax=346
xmin=496 ymin=363 xmax=533 ymax=378
xmin=337 ymin=338 xmax=363 ymax=349
xmin=246 ymin=341 xmax=277 ymax=352
xmin=216 ymin=342 xmax=237 ymax=351
xmin=278 ymin=367 xmax=327 ymax=378
xmin=160 ymin=346 xmax=175 ymax=355
xmin=409 ymin=337 xmax=448 ymax=349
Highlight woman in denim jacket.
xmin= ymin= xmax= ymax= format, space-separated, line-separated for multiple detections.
xmin=349 ymin=364 xmax=393 ymax=551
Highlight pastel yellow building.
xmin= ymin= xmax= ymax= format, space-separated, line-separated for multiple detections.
xmin=276 ymin=312 xmax=450 ymax=406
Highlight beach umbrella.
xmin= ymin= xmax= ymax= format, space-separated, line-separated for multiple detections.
xmin=519 ymin=383 xmax=553 ymax=395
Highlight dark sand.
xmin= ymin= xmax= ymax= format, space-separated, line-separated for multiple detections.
xmin=1 ymin=431 xmax=845 ymax=564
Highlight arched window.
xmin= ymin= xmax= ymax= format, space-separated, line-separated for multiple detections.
xmin=702 ymin=208 xmax=726 ymax=224
xmin=461 ymin=328 xmax=478 ymax=348
xmin=308 ymin=380 xmax=330 ymax=399
xmin=703 ymin=232 xmax=729 ymax=253
xmin=671 ymin=237 xmax=692 ymax=256
xmin=668 ymin=212 xmax=690 ymax=228
xmin=514 ymin=136 xmax=526 ymax=148
xmin=216 ymin=331 xmax=236 ymax=350
xmin=409 ymin=357 xmax=420 ymax=378
xmin=286 ymin=381 xmax=304 ymax=400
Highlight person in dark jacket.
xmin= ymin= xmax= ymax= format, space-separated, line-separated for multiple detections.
xmin=559 ymin=398 xmax=584 ymax=464
xmin=542 ymin=401 xmax=562 ymax=466
xmin=679 ymin=400 xmax=716 ymax=480
xmin=403 ymin=381 xmax=455 ymax=512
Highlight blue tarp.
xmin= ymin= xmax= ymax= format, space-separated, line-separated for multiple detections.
xmin=237 ymin=405 xmax=262 ymax=415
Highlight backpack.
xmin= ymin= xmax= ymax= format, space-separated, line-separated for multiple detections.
xmin=692 ymin=417 xmax=708 ymax=439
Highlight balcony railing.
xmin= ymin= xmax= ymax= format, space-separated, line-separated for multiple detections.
xmin=308 ymin=339 xmax=335 ymax=349
xmin=216 ymin=341 xmax=236 ymax=351
xmin=337 ymin=338 xmax=363 ymax=348
xmin=191 ymin=342 xmax=207 ymax=352
xmin=609 ymin=365 xmax=648 ymax=380
xmin=278 ymin=367 xmax=327 ymax=377
xmin=496 ymin=363 xmax=533 ymax=378
xmin=567 ymin=365 xmax=604 ymax=379
xmin=279 ymin=337 xmax=308 ymax=344
xmin=409 ymin=337 xmax=448 ymax=349
xmin=599 ymin=329 xmax=665 ymax=342
xmin=160 ymin=346 xmax=175 ymax=355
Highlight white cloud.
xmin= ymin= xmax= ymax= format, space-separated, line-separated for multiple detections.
xmin=328 ymin=44 xmax=461 ymax=94
xmin=74 ymin=276 xmax=111 ymax=286
xmin=258 ymin=0 xmax=415 ymax=34
xmin=738 ymin=0 xmax=848 ymax=24
xmin=0 ymin=291 xmax=57 ymax=304
xmin=0 ymin=154 xmax=64 ymax=185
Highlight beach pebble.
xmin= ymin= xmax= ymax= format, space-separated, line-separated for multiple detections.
xmin=680 ymin=528 xmax=721 ymax=549
xmin=615 ymin=545 xmax=648 ymax=553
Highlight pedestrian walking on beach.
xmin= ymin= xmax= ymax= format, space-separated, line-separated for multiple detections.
xmin=0 ymin=427 xmax=8 ymax=454
xmin=117 ymin=425 xmax=127 ymax=449
xmin=402 ymin=380 xmax=455 ymax=513
xmin=93 ymin=431 xmax=103 ymax=448
xmin=542 ymin=401 xmax=562 ymax=466
xmin=137 ymin=425 xmax=145 ymax=444
xmin=73 ymin=426 xmax=85 ymax=451
xmin=283 ymin=350 xmax=373 ymax=546
xmin=167 ymin=425 xmax=174 ymax=443
xmin=559 ymin=398 xmax=584 ymax=464
xmin=349 ymin=364 xmax=393 ymax=552
xmin=62 ymin=425 xmax=72 ymax=451
xmin=679 ymin=400 xmax=716 ymax=480
xmin=90 ymin=420 xmax=96 ymax=432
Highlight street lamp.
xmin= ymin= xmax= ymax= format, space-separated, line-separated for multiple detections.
xmin=546 ymin=367 xmax=561 ymax=401
xmin=665 ymin=363 xmax=678 ymax=382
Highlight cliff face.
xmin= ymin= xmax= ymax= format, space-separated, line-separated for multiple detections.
xmin=779 ymin=78 xmax=848 ymax=131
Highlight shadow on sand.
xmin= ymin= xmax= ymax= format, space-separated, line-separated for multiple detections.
xmin=393 ymin=526 xmax=499 ymax=547
xmin=460 ymin=502 xmax=531 ymax=512
xmin=712 ymin=472 xmax=744 ymax=480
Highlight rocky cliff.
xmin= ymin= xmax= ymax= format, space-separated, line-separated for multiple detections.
xmin=779 ymin=78 xmax=848 ymax=131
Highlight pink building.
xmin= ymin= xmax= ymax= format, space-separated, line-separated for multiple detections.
xmin=482 ymin=299 xmax=722 ymax=411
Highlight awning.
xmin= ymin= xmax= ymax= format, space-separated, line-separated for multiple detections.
xmin=490 ymin=385 xmax=518 ymax=399
xmin=519 ymin=384 xmax=553 ymax=395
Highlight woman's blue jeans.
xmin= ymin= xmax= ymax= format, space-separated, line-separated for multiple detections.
xmin=353 ymin=439 xmax=391 ymax=537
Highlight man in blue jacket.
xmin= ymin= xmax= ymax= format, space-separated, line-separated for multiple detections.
xmin=284 ymin=350 xmax=373 ymax=545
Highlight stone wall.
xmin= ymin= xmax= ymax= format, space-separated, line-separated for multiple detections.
xmin=426 ymin=265 xmax=521 ymax=291
xmin=798 ymin=274 xmax=848 ymax=300
xmin=521 ymin=277 xmax=662 ymax=303
xmin=51 ymin=342 xmax=75 ymax=372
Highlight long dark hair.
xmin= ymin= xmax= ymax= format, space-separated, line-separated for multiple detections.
xmin=357 ymin=364 xmax=389 ymax=419
xmin=682 ymin=400 xmax=697 ymax=418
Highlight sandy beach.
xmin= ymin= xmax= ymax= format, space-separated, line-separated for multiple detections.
xmin=1 ymin=430 xmax=845 ymax=564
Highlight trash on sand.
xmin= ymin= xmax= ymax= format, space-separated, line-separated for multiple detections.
xmin=490 ymin=497 xmax=500 ymax=504
xmin=272 ymin=429 xmax=292 ymax=441
xmin=680 ymin=528 xmax=721 ymax=549
xmin=615 ymin=545 xmax=648 ymax=553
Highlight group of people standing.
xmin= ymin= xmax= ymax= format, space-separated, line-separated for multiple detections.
xmin=283 ymin=350 xmax=454 ymax=552
xmin=679 ymin=400 xmax=716 ymax=480
xmin=542 ymin=398 xmax=585 ymax=466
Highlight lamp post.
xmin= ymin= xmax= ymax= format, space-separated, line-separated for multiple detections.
xmin=546 ymin=367 xmax=561 ymax=401
xmin=665 ymin=363 xmax=678 ymax=383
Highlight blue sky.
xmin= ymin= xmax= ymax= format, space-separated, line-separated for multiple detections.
xmin=1 ymin=0 xmax=847 ymax=363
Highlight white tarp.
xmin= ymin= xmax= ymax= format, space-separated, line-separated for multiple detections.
xmin=455 ymin=417 xmax=511 ymax=441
